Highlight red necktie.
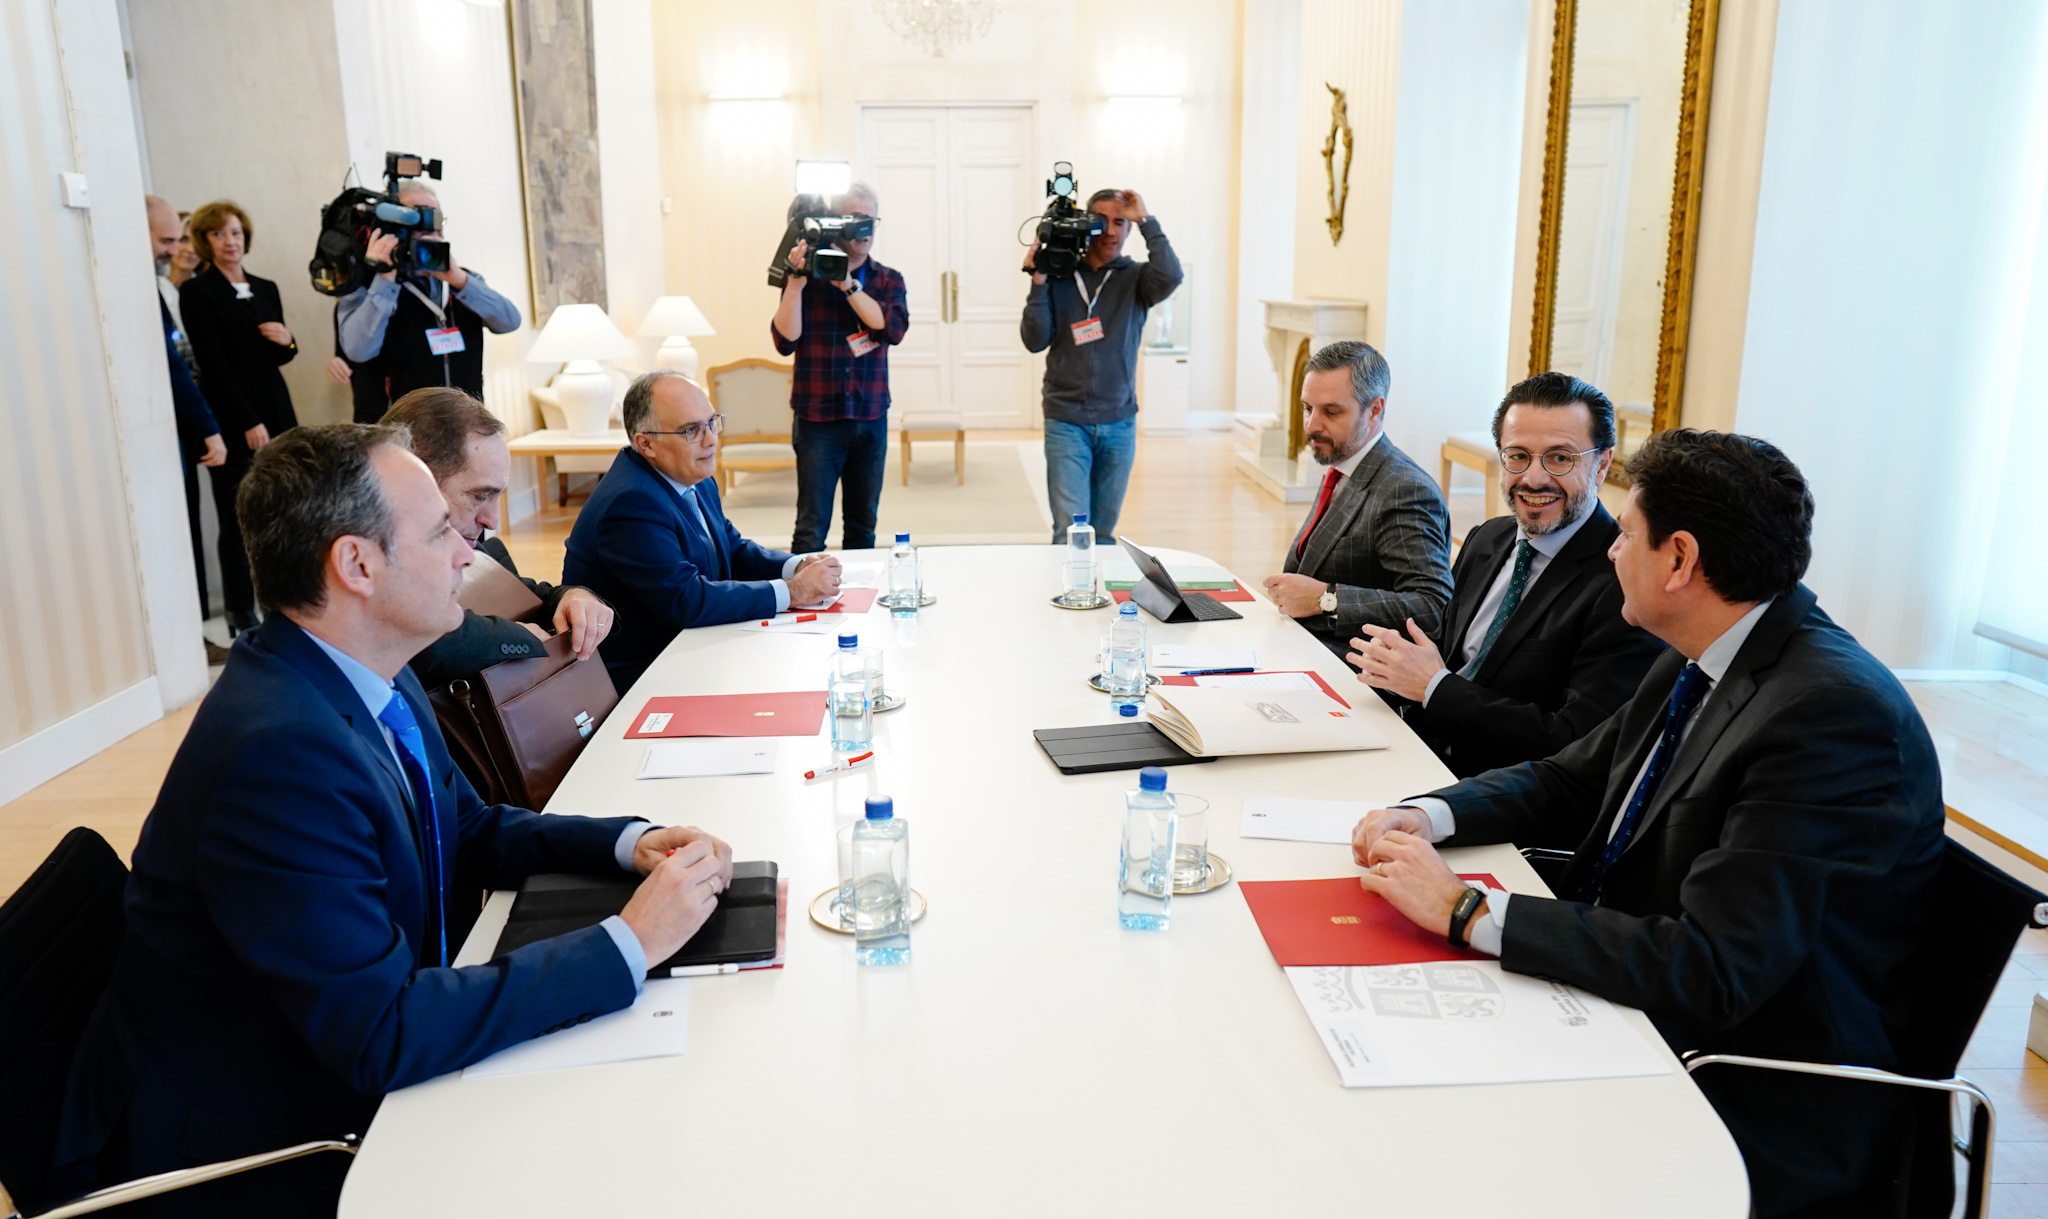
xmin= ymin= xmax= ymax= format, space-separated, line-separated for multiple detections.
xmin=1296 ymin=467 xmax=1344 ymax=560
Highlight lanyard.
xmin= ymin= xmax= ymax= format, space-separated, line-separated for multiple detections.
xmin=1076 ymin=267 xmax=1113 ymax=318
xmin=403 ymin=279 xmax=446 ymax=322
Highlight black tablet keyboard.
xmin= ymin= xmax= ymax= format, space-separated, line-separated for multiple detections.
xmin=1180 ymin=592 xmax=1243 ymax=621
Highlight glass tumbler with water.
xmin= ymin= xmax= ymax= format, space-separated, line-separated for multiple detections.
xmin=1118 ymin=767 xmax=1178 ymax=930
xmin=1061 ymin=513 xmax=1097 ymax=606
xmin=1169 ymin=795 xmax=1211 ymax=891
xmin=853 ymin=795 xmax=912 ymax=965
xmin=829 ymin=633 xmax=873 ymax=751
xmin=886 ymin=532 xmax=920 ymax=615
xmin=1102 ymin=602 xmax=1148 ymax=711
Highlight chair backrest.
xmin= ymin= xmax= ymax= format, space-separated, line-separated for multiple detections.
xmin=0 ymin=828 xmax=128 ymax=1212
xmin=1902 ymin=836 xmax=2048 ymax=1078
xmin=706 ymin=359 xmax=794 ymax=443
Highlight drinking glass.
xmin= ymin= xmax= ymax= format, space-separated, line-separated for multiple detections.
xmin=1169 ymin=795 xmax=1212 ymax=890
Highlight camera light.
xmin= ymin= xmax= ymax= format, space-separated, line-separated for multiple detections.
xmin=795 ymin=160 xmax=853 ymax=198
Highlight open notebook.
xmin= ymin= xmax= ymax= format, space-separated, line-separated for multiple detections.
xmin=1144 ymin=686 xmax=1388 ymax=758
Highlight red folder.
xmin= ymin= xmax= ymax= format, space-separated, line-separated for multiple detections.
xmin=1111 ymin=580 xmax=1255 ymax=604
xmin=1238 ymin=875 xmax=1502 ymax=966
xmin=623 ymin=692 xmax=828 ymax=739
xmin=1159 ymin=669 xmax=1352 ymax=709
xmin=794 ymin=588 xmax=878 ymax=615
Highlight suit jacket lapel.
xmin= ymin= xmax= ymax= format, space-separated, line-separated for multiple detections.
xmin=627 ymin=448 xmax=728 ymax=580
xmin=257 ymin=615 xmax=413 ymax=813
xmin=1474 ymin=504 xmax=1617 ymax=682
xmin=1299 ymin=441 xmax=1389 ymax=575
xmin=1442 ymin=522 xmax=1515 ymax=653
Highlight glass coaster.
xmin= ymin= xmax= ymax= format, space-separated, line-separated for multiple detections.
xmin=1087 ymin=672 xmax=1161 ymax=693
xmin=1173 ymin=852 xmax=1233 ymax=895
xmin=1050 ymin=593 xmax=1114 ymax=610
xmin=872 ymin=690 xmax=906 ymax=713
xmin=809 ymin=887 xmax=930 ymax=934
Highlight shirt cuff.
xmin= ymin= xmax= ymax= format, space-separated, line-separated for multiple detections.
xmin=772 ymin=580 xmax=791 ymax=613
xmin=1463 ymin=886 xmax=1510 ymax=958
xmin=1421 ymin=668 xmax=1452 ymax=706
xmin=599 ymin=915 xmax=648 ymax=996
xmin=1403 ymin=797 xmax=1456 ymax=843
xmin=781 ymin=554 xmax=806 ymax=578
xmin=613 ymin=821 xmax=659 ymax=871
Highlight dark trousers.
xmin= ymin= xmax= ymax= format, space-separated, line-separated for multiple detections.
xmin=791 ymin=416 xmax=888 ymax=553
xmin=206 ymin=449 xmax=256 ymax=626
xmin=181 ymin=457 xmax=209 ymax=620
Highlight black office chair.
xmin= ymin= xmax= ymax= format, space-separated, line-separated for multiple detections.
xmin=0 ymin=829 xmax=357 ymax=1219
xmin=1681 ymin=838 xmax=2048 ymax=1219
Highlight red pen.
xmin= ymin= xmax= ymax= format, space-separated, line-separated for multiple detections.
xmin=757 ymin=613 xmax=820 ymax=627
xmin=805 ymin=751 xmax=874 ymax=781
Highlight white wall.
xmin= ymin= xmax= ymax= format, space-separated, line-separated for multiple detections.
xmin=1233 ymin=0 xmax=1301 ymax=419
xmin=1380 ymin=0 xmax=1529 ymax=467
xmin=1734 ymin=0 xmax=2048 ymax=669
xmin=593 ymin=0 xmax=669 ymax=366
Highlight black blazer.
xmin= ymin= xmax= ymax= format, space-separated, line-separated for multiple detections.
xmin=1402 ymin=505 xmax=1664 ymax=775
xmin=1430 ymin=587 xmax=1946 ymax=1215
xmin=408 ymin=538 xmax=576 ymax=690
xmin=179 ymin=267 xmax=298 ymax=438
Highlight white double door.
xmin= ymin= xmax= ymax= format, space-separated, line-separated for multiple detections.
xmin=859 ymin=105 xmax=1041 ymax=429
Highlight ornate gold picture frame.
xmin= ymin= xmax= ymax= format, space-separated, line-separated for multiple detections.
xmin=1322 ymin=84 xmax=1353 ymax=245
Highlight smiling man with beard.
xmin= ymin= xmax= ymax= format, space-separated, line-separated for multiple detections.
xmin=1347 ymin=372 xmax=1665 ymax=775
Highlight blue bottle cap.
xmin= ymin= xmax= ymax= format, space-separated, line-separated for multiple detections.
xmin=1119 ymin=601 xmax=1138 ymax=617
xmin=1072 ymin=513 xmax=1088 ymax=524
xmin=1139 ymin=766 xmax=1168 ymax=791
xmin=865 ymin=795 xmax=894 ymax=820
xmin=838 ymin=633 xmax=858 ymax=648
xmin=896 ymin=532 xmax=910 ymax=543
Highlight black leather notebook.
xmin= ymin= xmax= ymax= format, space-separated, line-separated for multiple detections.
xmin=496 ymin=861 xmax=779 ymax=975
xmin=1033 ymin=722 xmax=1218 ymax=774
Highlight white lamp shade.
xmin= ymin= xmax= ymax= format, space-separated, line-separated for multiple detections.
xmin=525 ymin=303 xmax=636 ymax=364
xmin=635 ymin=295 xmax=716 ymax=338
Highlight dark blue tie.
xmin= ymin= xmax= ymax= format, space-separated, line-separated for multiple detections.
xmin=680 ymin=484 xmax=728 ymax=579
xmin=376 ymin=694 xmax=449 ymax=967
xmin=1575 ymin=662 xmax=1711 ymax=904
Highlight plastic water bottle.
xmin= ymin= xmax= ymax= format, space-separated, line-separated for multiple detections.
xmin=830 ymin=633 xmax=873 ymax=751
xmin=853 ymin=795 xmax=912 ymax=965
xmin=887 ymin=532 xmax=920 ymax=615
xmin=1062 ymin=513 xmax=1097 ymax=606
xmin=1103 ymin=602 xmax=1147 ymax=711
xmin=1118 ymin=767 xmax=1178 ymax=931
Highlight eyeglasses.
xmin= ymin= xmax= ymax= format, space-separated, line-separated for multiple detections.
xmin=639 ymin=415 xmax=725 ymax=443
xmin=1500 ymin=447 xmax=1603 ymax=476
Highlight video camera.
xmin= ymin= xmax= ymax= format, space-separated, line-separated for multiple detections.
xmin=1029 ymin=161 xmax=1105 ymax=280
xmin=308 ymin=152 xmax=453 ymax=297
xmin=766 ymin=194 xmax=876 ymax=288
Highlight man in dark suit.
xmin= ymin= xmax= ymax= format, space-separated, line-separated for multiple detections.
xmin=564 ymin=370 xmax=842 ymax=691
xmin=1347 ymin=373 xmax=1664 ymax=775
xmin=1261 ymin=341 xmax=1452 ymax=656
xmin=55 ymin=425 xmax=736 ymax=1215
xmin=1351 ymin=430 xmax=1946 ymax=1217
xmin=146 ymin=196 xmax=227 ymax=642
xmin=380 ymin=387 xmax=615 ymax=689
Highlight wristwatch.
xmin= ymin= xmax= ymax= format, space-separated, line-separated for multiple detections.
xmin=1447 ymin=886 xmax=1488 ymax=950
xmin=1318 ymin=586 xmax=1338 ymax=614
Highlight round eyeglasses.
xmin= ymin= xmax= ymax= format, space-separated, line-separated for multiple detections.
xmin=1499 ymin=447 xmax=1602 ymax=476
xmin=639 ymin=414 xmax=725 ymax=444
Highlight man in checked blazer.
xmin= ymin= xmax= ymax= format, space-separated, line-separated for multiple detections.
xmin=1262 ymin=341 xmax=1452 ymax=657
xmin=1349 ymin=373 xmax=1665 ymax=776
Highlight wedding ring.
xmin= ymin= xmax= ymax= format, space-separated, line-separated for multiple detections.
xmin=1373 ymin=862 xmax=1387 ymax=877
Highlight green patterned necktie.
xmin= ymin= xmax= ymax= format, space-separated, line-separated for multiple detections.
xmin=1460 ymin=540 xmax=1536 ymax=679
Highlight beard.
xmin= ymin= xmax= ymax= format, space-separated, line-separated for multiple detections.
xmin=1514 ymin=475 xmax=1598 ymax=536
xmin=1311 ymin=416 xmax=1371 ymax=467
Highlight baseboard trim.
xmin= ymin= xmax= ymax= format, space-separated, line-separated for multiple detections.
xmin=504 ymin=485 xmax=541 ymax=527
xmin=0 ymin=677 xmax=163 ymax=807
xmin=1893 ymin=668 xmax=2048 ymax=700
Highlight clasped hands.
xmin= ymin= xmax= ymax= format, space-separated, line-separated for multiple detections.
xmin=620 ymin=826 xmax=736 ymax=964
xmin=1352 ymin=806 xmax=1484 ymax=939
xmin=787 ymin=553 xmax=843 ymax=607
xmin=1346 ymin=618 xmax=1447 ymax=702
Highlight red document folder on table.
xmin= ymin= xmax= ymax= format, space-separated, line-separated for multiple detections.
xmin=1159 ymin=670 xmax=1352 ymax=709
xmin=1111 ymin=581 xmax=1255 ymax=604
xmin=1238 ymin=875 xmax=1502 ymax=966
xmin=623 ymin=692 xmax=828 ymax=739
xmin=791 ymin=588 xmax=878 ymax=615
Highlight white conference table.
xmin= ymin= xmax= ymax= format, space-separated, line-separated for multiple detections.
xmin=341 ymin=546 xmax=1748 ymax=1218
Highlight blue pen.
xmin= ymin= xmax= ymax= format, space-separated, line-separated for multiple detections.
xmin=1177 ymin=667 xmax=1257 ymax=676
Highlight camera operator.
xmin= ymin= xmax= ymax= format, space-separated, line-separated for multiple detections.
xmin=1020 ymin=188 xmax=1182 ymax=543
xmin=769 ymin=183 xmax=910 ymax=554
xmin=335 ymin=181 xmax=520 ymax=409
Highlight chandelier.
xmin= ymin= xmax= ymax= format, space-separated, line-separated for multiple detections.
xmin=870 ymin=0 xmax=1003 ymax=58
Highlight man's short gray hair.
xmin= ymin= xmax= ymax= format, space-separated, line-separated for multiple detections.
xmin=1305 ymin=340 xmax=1392 ymax=411
xmin=237 ymin=424 xmax=411 ymax=613
xmin=624 ymin=369 xmax=690 ymax=436
xmin=835 ymin=181 xmax=879 ymax=217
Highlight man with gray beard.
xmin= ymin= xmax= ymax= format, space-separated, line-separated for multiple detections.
xmin=1348 ymin=372 xmax=1665 ymax=776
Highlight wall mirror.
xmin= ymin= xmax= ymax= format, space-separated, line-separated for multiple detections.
xmin=1530 ymin=0 xmax=1720 ymax=474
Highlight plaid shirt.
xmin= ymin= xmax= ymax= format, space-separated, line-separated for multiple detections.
xmin=769 ymin=258 xmax=909 ymax=422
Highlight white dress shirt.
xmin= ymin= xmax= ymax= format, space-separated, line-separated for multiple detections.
xmin=1407 ymin=598 xmax=1776 ymax=956
xmin=1421 ymin=493 xmax=1600 ymax=706
xmin=656 ymin=471 xmax=813 ymax=612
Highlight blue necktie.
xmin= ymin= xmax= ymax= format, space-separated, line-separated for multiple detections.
xmin=376 ymin=694 xmax=449 ymax=967
xmin=1460 ymin=540 xmax=1537 ymax=679
xmin=679 ymin=484 xmax=727 ymax=579
xmin=1574 ymin=662 xmax=1711 ymax=904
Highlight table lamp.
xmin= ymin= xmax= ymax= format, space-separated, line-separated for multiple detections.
xmin=526 ymin=303 xmax=636 ymax=436
xmin=635 ymin=296 xmax=717 ymax=378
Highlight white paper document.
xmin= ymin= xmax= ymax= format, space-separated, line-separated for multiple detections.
xmin=1146 ymin=686 xmax=1386 ymax=757
xmin=1191 ymin=672 xmax=1322 ymax=692
xmin=839 ymin=561 xmax=886 ymax=589
xmin=789 ymin=592 xmax=842 ymax=611
xmin=463 ymin=978 xmax=691 ymax=1079
xmin=1151 ymin=645 xmax=1259 ymax=670
xmin=1240 ymin=795 xmax=1387 ymax=844
xmin=1285 ymin=963 xmax=1672 ymax=1088
xmin=638 ymin=738 xmax=779 ymax=779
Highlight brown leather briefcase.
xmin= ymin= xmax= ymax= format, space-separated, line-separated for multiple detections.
xmin=457 ymin=547 xmax=545 ymax=620
xmin=429 ymin=632 xmax=618 ymax=811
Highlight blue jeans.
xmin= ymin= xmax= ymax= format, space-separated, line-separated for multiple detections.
xmin=1043 ymin=417 xmax=1137 ymax=544
xmin=792 ymin=416 xmax=889 ymax=552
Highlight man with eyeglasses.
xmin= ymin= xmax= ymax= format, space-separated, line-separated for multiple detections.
xmin=564 ymin=370 xmax=841 ymax=691
xmin=1348 ymin=373 xmax=1664 ymax=775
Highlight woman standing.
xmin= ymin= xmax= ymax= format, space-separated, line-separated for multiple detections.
xmin=181 ymin=199 xmax=298 ymax=634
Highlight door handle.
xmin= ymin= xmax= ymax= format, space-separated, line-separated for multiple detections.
xmin=949 ymin=271 xmax=959 ymax=323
